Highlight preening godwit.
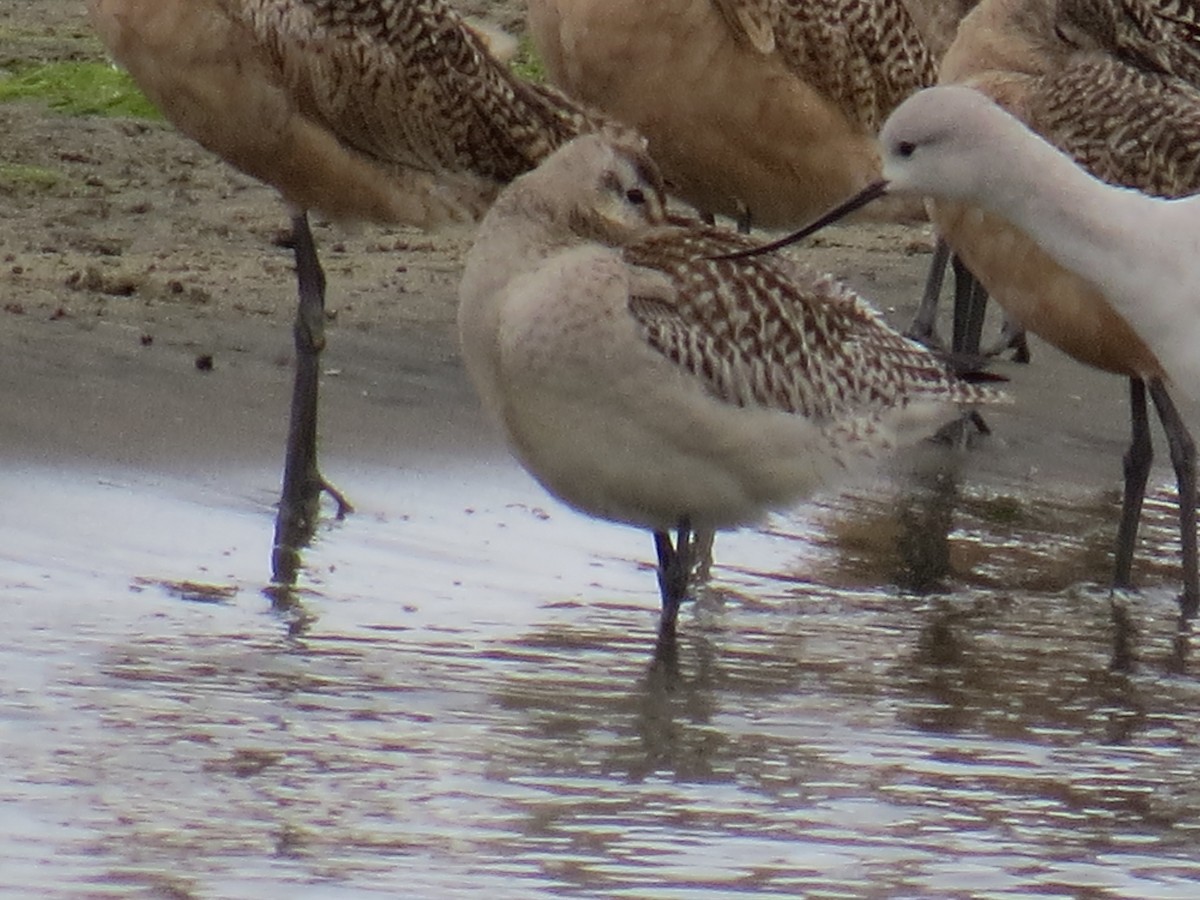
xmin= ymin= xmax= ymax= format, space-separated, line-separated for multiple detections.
xmin=526 ymin=0 xmax=941 ymax=229
xmin=86 ymin=0 xmax=618 ymax=581
xmin=457 ymin=134 xmax=1002 ymax=643
xmin=729 ymin=80 xmax=1200 ymax=616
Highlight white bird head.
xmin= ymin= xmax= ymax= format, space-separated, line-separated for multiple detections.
xmin=876 ymin=85 xmax=1017 ymax=202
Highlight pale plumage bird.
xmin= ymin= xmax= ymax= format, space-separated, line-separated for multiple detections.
xmin=526 ymin=0 xmax=943 ymax=230
xmin=86 ymin=0 xmax=619 ymax=580
xmin=913 ymin=0 xmax=1200 ymax=359
xmin=458 ymin=133 xmax=1002 ymax=642
xmin=731 ymin=81 xmax=1200 ymax=617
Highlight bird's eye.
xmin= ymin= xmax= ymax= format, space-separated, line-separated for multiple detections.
xmin=1054 ymin=24 xmax=1078 ymax=47
xmin=626 ymin=187 xmax=646 ymax=205
xmin=896 ymin=141 xmax=916 ymax=159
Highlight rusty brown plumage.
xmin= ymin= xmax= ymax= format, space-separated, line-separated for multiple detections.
xmin=935 ymin=0 xmax=1200 ymax=375
xmin=926 ymin=0 xmax=1200 ymax=610
xmin=86 ymin=0 xmax=629 ymax=572
xmin=527 ymin=0 xmax=949 ymax=229
xmin=90 ymin=0 xmax=622 ymax=228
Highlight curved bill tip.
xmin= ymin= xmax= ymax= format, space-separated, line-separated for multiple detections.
xmin=708 ymin=179 xmax=891 ymax=262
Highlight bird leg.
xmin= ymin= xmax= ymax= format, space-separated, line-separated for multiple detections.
xmin=983 ymin=317 xmax=1031 ymax=363
xmin=906 ymin=236 xmax=952 ymax=346
xmin=1114 ymin=378 xmax=1152 ymax=590
xmin=950 ymin=253 xmax=989 ymax=356
xmin=1148 ymin=379 xmax=1199 ymax=617
xmin=271 ymin=212 xmax=353 ymax=585
xmin=909 ymin=240 xmax=1030 ymax=364
xmin=688 ymin=526 xmax=716 ymax=586
xmin=734 ymin=200 xmax=752 ymax=235
xmin=654 ymin=517 xmax=694 ymax=642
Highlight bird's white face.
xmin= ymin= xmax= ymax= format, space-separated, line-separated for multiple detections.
xmin=876 ymin=86 xmax=1010 ymax=203
xmin=517 ymin=133 xmax=667 ymax=246
xmin=570 ymin=135 xmax=669 ymax=243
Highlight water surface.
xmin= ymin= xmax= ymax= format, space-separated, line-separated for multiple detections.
xmin=2 ymin=442 xmax=1198 ymax=898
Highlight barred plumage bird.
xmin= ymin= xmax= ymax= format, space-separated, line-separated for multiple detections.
xmin=526 ymin=0 xmax=941 ymax=230
xmin=86 ymin=0 xmax=621 ymax=579
xmin=458 ymin=134 xmax=1002 ymax=642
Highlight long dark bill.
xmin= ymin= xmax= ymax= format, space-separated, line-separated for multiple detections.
xmin=709 ymin=179 xmax=891 ymax=261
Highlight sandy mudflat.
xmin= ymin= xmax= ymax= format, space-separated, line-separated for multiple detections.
xmin=0 ymin=0 xmax=1175 ymax=519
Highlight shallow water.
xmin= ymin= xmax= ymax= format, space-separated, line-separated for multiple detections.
xmin=2 ymin=427 xmax=1198 ymax=899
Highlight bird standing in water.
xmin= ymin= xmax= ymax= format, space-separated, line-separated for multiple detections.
xmin=87 ymin=0 xmax=620 ymax=583
xmin=459 ymin=133 xmax=1002 ymax=644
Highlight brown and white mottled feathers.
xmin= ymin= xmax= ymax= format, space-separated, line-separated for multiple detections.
xmin=460 ymin=133 xmax=999 ymax=537
xmin=772 ymin=0 xmax=938 ymax=132
xmin=234 ymin=0 xmax=615 ymax=180
xmin=1028 ymin=59 xmax=1200 ymax=196
xmin=901 ymin=0 xmax=982 ymax=60
xmin=713 ymin=0 xmax=780 ymax=52
xmin=89 ymin=0 xmax=621 ymax=228
xmin=625 ymin=224 xmax=991 ymax=423
xmin=460 ymin=133 xmax=997 ymax=486
xmin=1056 ymin=0 xmax=1200 ymax=83
xmin=703 ymin=0 xmax=939 ymax=131
xmin=946 ymin=0 xmax=1200 ymax=198
xmin=1044 ymin=0 xmax=1200 ymax=194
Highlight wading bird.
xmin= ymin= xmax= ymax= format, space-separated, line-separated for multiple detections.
xmin=458 ymin=133 xmax=1002 ymax=644
xmin=87 ymin=0 xmax=619 ymax=582
xmin=724 ymin=81 xmax=1200 ymax=616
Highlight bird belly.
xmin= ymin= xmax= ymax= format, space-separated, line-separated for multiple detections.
xmin=932 ymin=200 xmax=1164 ymax=378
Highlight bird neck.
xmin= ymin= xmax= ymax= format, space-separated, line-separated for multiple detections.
xmin=980 ymin=129 xmax=1178 ymax=313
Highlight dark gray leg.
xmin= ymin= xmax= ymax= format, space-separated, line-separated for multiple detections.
xmin=1113 ymin=379 xmax=1152 ymax=590
xmin=688 ymin=527 xmax=716 ymax=586
xmin=735 ymin=201 xmax=752 ymax=235
xmin=654 ymin=517 xmax=693 ymax=642
xmin=906 ymin=237 xmax=952 ymax=345
xmin=272 ymin=212 xmax=352 ymax=585
xmin=909 ymin=240 xmax=1029 ymax=362
xmin=984 ymin=317 xmax=1031 ymax=363
xmin=1148 ymin=379 xmax=1198 ymax=617
xmin=951 ymin=253 xmax=989 ymax=356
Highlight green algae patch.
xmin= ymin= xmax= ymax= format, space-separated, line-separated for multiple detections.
xmin=0 ymin=61 xmax=160 ymax=119
xmin=0 ymin=162 xmax=61 ymax=191
xmin=510 ymin=35 xmax=547 ymax=83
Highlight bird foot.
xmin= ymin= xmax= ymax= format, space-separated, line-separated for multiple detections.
xmin=902 ymin=324 xmax=946 ymax=353
xmin=981 ymin=323 xmax=1031 ymax=363
xmin=930 ymin=410 xmax=991 ymax=449
xmin=320 ymin=477 xmax=354 ymax=520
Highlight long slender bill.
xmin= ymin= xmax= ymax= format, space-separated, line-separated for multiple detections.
xmin=710 ymin=179 xmax=891 ymax=261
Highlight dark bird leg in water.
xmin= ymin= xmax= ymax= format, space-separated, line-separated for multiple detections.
xmin=907 ymin=237 xmax=952 ymax=345
xmin=1148 ymin=379 xmax=1198 ymax=618
xmin=1113 ymin=378 xmax=1152 ymax=593
xmin=272 ymin=212 xmax=352 ymax=585
xmin=908 ymin=238 xmax=1030 ymax=363
xmin=654 ymin=517 xmax=694 ymax=645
